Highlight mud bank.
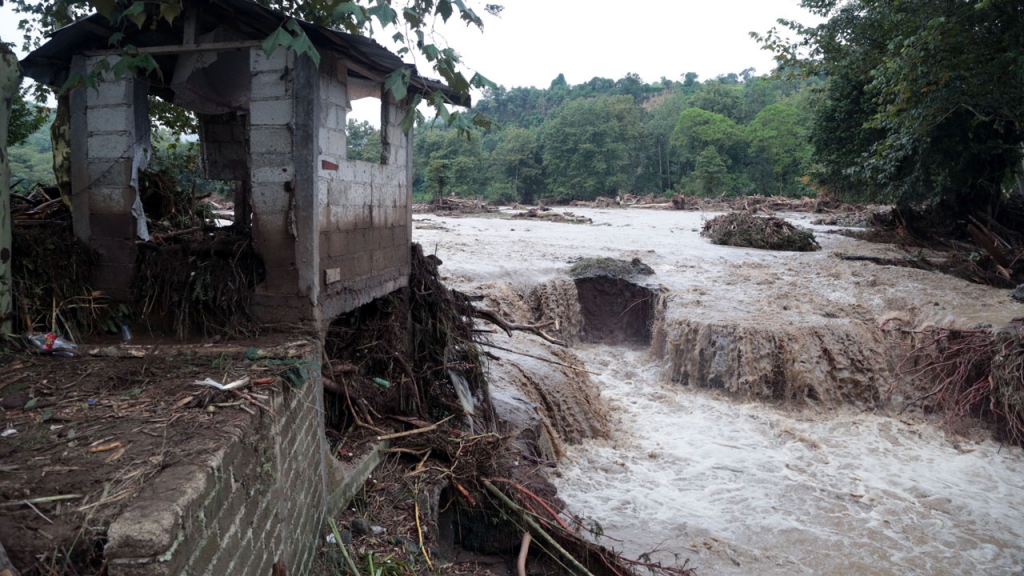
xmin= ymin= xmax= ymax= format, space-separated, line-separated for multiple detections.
xmin=415 ymin=207 xmax=1024 ymax=574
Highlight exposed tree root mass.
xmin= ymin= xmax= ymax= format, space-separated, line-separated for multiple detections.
xmin=317 ymin=244 xmax=694 ymax=575
xmin=889 ymin=322 xmax=1024 ymax=445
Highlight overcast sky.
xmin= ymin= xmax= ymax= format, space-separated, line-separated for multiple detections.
xmin=0 ymin=1 xmax=819 ymax=86
xmin=0 ymin=0 xmax=819 ymax=126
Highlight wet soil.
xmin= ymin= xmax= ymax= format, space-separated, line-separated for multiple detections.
xmin=0 ymin=339 xmax=297 ymax=573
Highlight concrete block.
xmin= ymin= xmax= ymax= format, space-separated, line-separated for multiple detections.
xmin=252 ymin=212 xmax=291 ymax=242
xmin=349 ymin=181 xmax=371 ymax=206
xmin=87 ymin=105 xmax=133 ymax=133
xmin=88 ymin=132 xmax=133 ymax=160
xmin=250 ymin=126 xmax=293 ymax=155
xmin=251 ymin=182 xmax=291 ymax=214
xmin=89 ymin=212 xmax=136 ymax=239
xmin=202 ymin=122 xmax=234 ymax=143
xmin=261 ymin=266 xmax=300 ymax=295
xmin=106 ymin=466 xmax=210 ymax=559
xmin=251 ymin=70 xmax=290 ymax=101
xmin=253 ymin=164 xmax=295 ymax=184
xmin=254 ymin=235 xmax=296 ymax=267
xmin=326 ymin=79 xmax=347 ymax=108
xmin=86 ymin=159 xmax=133 ymax=188
xmin=89 ymin=185 xmax=136 ymax=214
xmin=251 ymin=98 xmax=293 ymax=126
xmin=327 ymin=180 xmax=347 ymax=206
xmin=250 ymin=47 xmax=289 ymax=73
xmin=85 ymin=79 xmax=132 ymax=108
xmin=92 ymin=238 xmax=137 ymax=266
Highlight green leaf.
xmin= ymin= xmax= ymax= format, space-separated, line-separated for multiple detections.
xmin=107 ymin=31 xmax=125 ymax=46
xmin=58 ymin=72 xmax=84 ymax=94
xmin=400 ymin=94 xmax=423 ymax=133
xmin=402 ymin=8 xmax=421 ymax=27
xmin=261 ymin=26 xmax=294 ymax=60
xmin=333 ymin=1 xmax=366 ymax=26
xmin=123 ymin=2 xmax=147 ymax=28
xmin=24 ymin=398 xmax=38 ymax=409
xmin=436 ymin=0 xmax=453 ymax=22
xmin=368 ymin=3 xmax=397 ymax=27
xmin=384 ymin=68 xmax=410 ymax=101
xmin=470 ymin=72 xmax=496 ymax=90
xmin=421 ymin=44 xmax=439 ymax=61
xmin=287 ymin=22 xmax=321 ymax=68
xmin=160 ymin=1 xmax=183 ymax=25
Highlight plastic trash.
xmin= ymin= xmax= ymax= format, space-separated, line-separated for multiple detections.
xmin=120 ymin=325 xmax=133 ymax=343
xmin=29 ymin=333 xmax=78 ymax=357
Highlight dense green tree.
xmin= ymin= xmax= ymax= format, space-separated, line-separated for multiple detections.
xmin=346 ymin=119 xmax=382 ymax=162
xmin=692 ymin=146 xmax=729 ymax=197
xmin=492 ymin=127 xmax=541 ymax=203
xmin=746 ymin=103 xmax=811 ymax=195
xmin=541 ymin=96 xmax=643 ymax=200
xmin=686 ymin=81 xmax=744 ymax=121
xmin=670 ymin=108 xmax=746 ymax=176
xmin=10 ymin=88 xmax=48 ymax=148
xmin=759 ymin=0 xmax=1024 ymax=215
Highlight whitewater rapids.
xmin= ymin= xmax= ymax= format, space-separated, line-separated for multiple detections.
xmin=414 ymin=206 xmax=1024 ymax=575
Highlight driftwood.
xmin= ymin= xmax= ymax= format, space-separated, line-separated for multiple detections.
xmin=473 ymin=307 xmax=568 ymax=347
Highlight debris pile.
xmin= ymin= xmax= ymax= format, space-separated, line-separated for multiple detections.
xmin=132 ymin=228 xmax=263 ymax=339
xmin=889 ymin=322 xmax=1024 ymax=445
xmin=414 ymin=195 xmax=495 ymax=216
xmin=512 ymin=207 xmax=593 ymax=224
xmin=10 ymin=188 xmax=98 ymax=340
xmin=701 ymin=211 xmax=820 ymax=252
xmin=840 ymin=198 xmax=1024 ymax=289
xmin=568 ymin=257 xmax=655 ymax=280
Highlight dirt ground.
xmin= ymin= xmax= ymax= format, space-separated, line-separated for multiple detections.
xmin=0 ymin=337 xmax=301 ymax=573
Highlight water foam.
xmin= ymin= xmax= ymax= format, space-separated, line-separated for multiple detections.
xmin=554 ymin=345 xmax=1024 ymax=575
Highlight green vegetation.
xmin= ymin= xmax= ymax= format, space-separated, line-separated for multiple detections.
xmin=757 ymin=0 xmax=1024 ymax=220
xmin=404 ymin=72 xmax=821 ymax=202
xmin=8 ymin=107 xmax=54 ymax=193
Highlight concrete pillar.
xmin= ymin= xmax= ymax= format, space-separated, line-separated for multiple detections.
xmin=69 ymin=55 xmax=151 ymax=300
xmin=248 ymin=47 xmax=322 ymax=326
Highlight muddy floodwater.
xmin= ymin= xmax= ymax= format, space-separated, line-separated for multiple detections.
xmin=414 ymin=207 xmax=1024 ymax=575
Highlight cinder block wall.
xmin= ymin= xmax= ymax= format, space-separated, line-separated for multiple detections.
xmin=316 ymin=62 xmax=412 ymax=321
xmin=103 ymin=345 xmax=329 ymax=576
xmin=248 ymin=47 xmax=305 ymax=322
xmin=69 ymin=55 xmax=152 ymax=299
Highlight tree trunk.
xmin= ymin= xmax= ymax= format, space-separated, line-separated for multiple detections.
xmin=0 ymin=40 xmax=23 ymax=335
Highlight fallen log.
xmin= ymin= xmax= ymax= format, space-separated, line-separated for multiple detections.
xmin=473 ymin=307 xmax=568 ymax=347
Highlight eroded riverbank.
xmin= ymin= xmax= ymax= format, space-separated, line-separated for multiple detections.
xmin=414 ymin=206 xmax=1024 ymax=575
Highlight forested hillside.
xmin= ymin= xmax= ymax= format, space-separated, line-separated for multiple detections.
xmin=10 ymin=71 xmax=821 ymax=202
xmin=375 ymin=71 xmax=823 ymax=202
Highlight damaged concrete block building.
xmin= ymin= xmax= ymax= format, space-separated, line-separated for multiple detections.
xmin=22 ymin=0 xmax=463 ymax=328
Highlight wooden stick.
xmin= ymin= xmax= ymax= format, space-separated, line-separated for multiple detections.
xmin=0 ymin=494 xmax=82 ymax=508
xmin=376 ymin=414 xmax=455 ymax=441
xmin=481 ymin=343 xmax=600 ymax=376
xmin=474 ymin=307 xmax=568 ymax=347
xmin=415 ymin=482 xmax=434 ymax=570
xmin=483 ymin=481 xmax=597 ymax=576
xmin=517 ymin=532 xmax=531 ymax=576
